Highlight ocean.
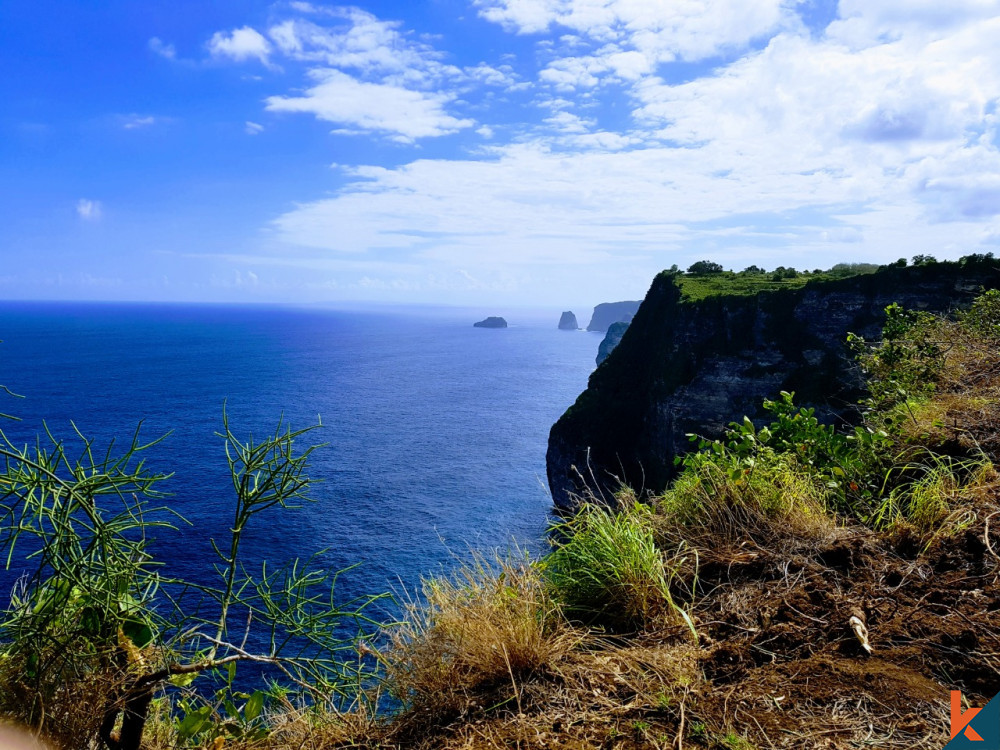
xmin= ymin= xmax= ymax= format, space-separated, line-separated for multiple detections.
xmin=0 ymin=301 xmax=597 ymax=621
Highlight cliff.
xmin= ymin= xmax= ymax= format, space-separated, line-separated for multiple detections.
xmin=558 ymin=311 xmax=579 ymax=330
xmin=586 ymin=300 xmax=641 ymax=332
xmin=473 ymin=316 xmax=507 ymax=328
xmin=547 ymin=258 xmax=1000 ymax=509
xmin=596 ymin=321 xmax=628 ymax=365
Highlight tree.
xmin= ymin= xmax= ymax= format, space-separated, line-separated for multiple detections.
xmin=741 ymin=265 xmax=765 ymax=275
xmin=0 ymin=412 xmax=385 ymax=750
xmin=686 ymin=260 xmax=724 ymax=275
xmin=770 ymin=266 xmax=799 ymax=281
xmin=911 ymin=254 xmax=937 ymax=266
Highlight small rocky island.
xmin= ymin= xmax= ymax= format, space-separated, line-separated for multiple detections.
xmin=558 ymin=311 xmax=579 ymax=330
xmin=473 ymin=316 xmax=507 ymax=328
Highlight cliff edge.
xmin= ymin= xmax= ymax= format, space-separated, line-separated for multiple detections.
xmin=547 ymin=258 xmax=1000 ymax=509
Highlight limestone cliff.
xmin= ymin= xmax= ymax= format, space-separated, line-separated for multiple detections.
xmin=596 ymin=321 xmax=628 ymax=365
xmin=586 ymin=301 xmax=641 ymax=332
xmin=547 ymin=259 xmax=1000 ymax=510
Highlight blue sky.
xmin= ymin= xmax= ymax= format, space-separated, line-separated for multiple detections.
xmin=2 ymin=0 xmax=1000 ymax=306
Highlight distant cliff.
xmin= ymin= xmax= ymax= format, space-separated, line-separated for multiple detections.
xmin=474 ymin=316 xmax=507 ymax=328
xmin=586 ymin=301 xmax=641 ymax=332
xmin=547 ymin=259 xmax=1000 ymax=510
xmin=596 ymin=321 xmax=628 ymax=365
xmin=558 ymin=311 xmax=579 ymax=330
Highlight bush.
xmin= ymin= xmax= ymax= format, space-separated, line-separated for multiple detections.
xmin=686 ymin=260 xmax=724 ymax=275
xmin=658 ymin=447 xmax=834 ymax=546
xmin=0 ymin=414 xmax=385 ymax=750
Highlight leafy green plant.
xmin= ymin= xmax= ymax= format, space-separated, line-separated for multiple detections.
xmin=678 ymin=392 xmax=890 ymax=518
xmin=172 ymin=663 xmax=269 ymax=745
xmin=848 ymin=303 xmax=945 ymax=409
xmin=0 ymin=412 xmax=387 ymax=750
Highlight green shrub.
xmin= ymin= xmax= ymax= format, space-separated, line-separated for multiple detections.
xmin=0 ymin=414 xmax=385 ymax=750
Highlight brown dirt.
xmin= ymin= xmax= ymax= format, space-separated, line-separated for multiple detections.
xmin=372 ymin=496 xmax=1000 ymax=749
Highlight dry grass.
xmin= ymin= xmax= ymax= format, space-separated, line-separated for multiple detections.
xmin=0 ymin=643 xmax=138 ymax=750
xmin=653 ymin=451 xmax=837 ymax=550
xmin=384 ymin=552 xmax=582 ymax=731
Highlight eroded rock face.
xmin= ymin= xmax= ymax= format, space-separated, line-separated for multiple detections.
xmin=546 ymin=261 xmax=1000 ymax=510
xmin=596 ymin=321 xmax=628 ymax=365
xmin=473 ymin=316 xmax=508 ymax=328
xmin=558 ymin=311 xmax=579 ymax=330
xmin=586 ymin=301 xmax=641 ymax=332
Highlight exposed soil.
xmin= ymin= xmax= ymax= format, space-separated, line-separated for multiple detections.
xmin=382 ymin=496 xmax=1000 ymax=749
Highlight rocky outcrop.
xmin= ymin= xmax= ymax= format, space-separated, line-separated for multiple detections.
xmin=596 ymin=321 xmax=628 ymax=365
xmin=473 ymin=317 xmax=508 ymax=328
xmin=586 ymin=301 xmax=641 ymax=332
xmin=558 ymin=311 xmax=579 ymax=330
xmin=547 ymin=259 xmax=1000 ymax=510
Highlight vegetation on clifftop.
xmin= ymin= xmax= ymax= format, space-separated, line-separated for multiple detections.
xmin=2 ymin=281 xmax=1000 ymax=748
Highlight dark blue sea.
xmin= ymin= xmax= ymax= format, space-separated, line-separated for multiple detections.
xmin=0 ymin=302 xmax=597 ymax=622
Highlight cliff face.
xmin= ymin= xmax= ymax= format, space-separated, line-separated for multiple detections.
xmin=586 ymin=301 xmax=641 ymax=332
xmin=547 ymin=260 xmax=1000 ymax=510
xmin=596 ymin=321 xmax=629 ymax=365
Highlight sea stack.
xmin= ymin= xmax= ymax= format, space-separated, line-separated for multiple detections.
xmin=558 ymin=311 xmax=579 ymax=330
xmin=473 ymin=316 xmax=508 ymax=328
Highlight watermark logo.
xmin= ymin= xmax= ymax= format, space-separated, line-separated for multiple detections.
xmin=953 ymin=692 xmax=984 ymax=741
xmin=945 ymin=690 xmax=999 ymax=748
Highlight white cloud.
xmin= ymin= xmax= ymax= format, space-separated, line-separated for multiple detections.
xmin=76 ymin=199 xmax=101 ymax=221
xmin=478 ymin=0 xmax=796 ymax=62
xmin=265 ymin=69 xmax=474 ymax=142
xmin=466 ymin=63 xmax=523 ymax=89
xmin=148 ymin=37 xmax=176 ymax=59
xmin=544 ymin=110 xmax=594 ymax=133
xmin=245 ymin=121 xmax=264 ymax=135
xmin=208 ymin=26 xmax=272 ymax=65
xmin=121 ymin=114 xmax=157 ymax=129
xmin=265 ymin=11 xmax=459 ymax=84
xmin=220 ymin=1 xmax=1000 ymax=302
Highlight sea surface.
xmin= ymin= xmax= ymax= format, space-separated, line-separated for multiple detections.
xmin=0 ymin=301 xmax=597 ymax=622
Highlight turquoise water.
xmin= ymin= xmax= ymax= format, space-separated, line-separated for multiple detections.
xmin=0 ymin=301 xmax=597 ymax=617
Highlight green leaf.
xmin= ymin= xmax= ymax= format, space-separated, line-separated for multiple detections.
xmin=168 ymin=672 xmax=199 ymax=688
xmin=122 ymin=618 xmax=154 ymax=648
xmin=245 ymin=690 xmax=265 ymax=721
xmin=176 ymin=706 xmax=212 ymax=739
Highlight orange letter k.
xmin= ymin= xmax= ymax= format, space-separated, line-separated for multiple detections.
xmin=952 ymin=690 xmax=984 ymax=741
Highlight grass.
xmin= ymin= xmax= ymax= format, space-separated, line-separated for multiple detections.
xmin=674 ymin=263 xmax=881 ymax=302
xmin=654 ymin=448 xmax=835 ymax=547
xmin=543 ymin=500 xmax=689 ymax=633
xmin=872 ymin=453 xmax=994 ymax=539
xmin=385 ymin=551 xmax=579 ymax=725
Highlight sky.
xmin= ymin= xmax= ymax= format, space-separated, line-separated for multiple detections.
xmin=2 ymin=0 xmax=1000 ymax=307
